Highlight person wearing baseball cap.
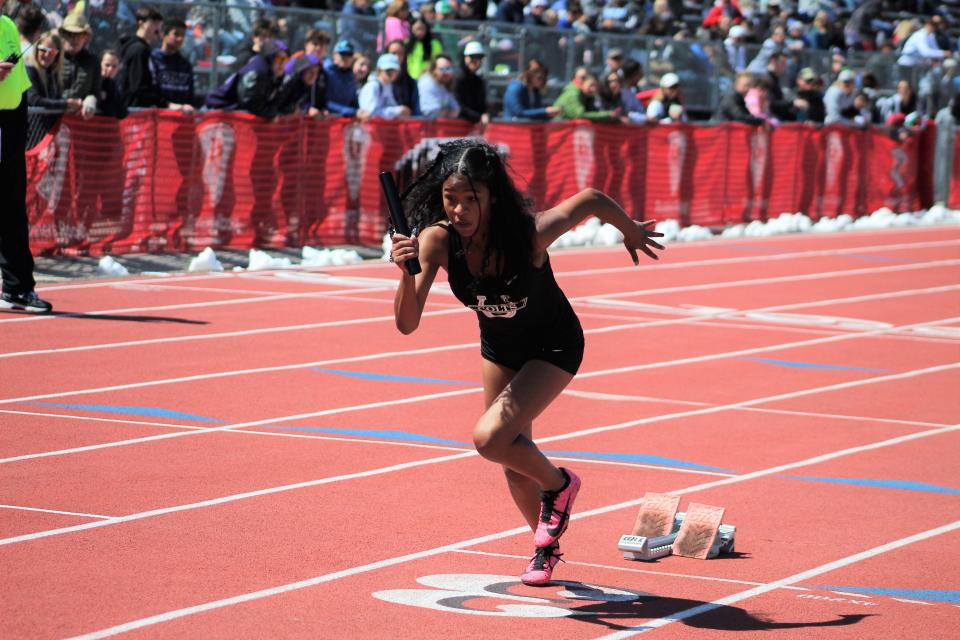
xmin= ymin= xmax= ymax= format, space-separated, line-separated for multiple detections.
xmin=646 ymin=72 xmax=686 ymax=122
xmin=794 ymin=67 xmax=825 ymax=123
xmin=824 ymin=68 xmax=868 ymax=125
xmin=455 ymin=41 xmax=489 ymax=124
xmin=357 ymin=53 xmax=411 ymax=119
xmin=324 ymin=39 xmax=359 ymax=117
xmin=59 ymin=13 xmax=99 ymax=119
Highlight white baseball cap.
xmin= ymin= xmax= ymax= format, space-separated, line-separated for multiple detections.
xmin=660 ymin=72 xmax=680 ymax=88
xmin=463 ymin=41 xmax=485 ymax=57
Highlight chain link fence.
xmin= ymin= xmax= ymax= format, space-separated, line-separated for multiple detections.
xmin=87 ymin=0 xmax=940 ymax=115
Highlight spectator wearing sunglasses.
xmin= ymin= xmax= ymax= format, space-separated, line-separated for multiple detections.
xmin=418 ymin=54 xmax=459 ymax=119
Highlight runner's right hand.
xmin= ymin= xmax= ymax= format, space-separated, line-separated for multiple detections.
xmin=390 ymin=233 xmax=419 ymax=273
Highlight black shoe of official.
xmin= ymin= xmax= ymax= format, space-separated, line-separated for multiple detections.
xmin=0 ymin=290 xmax=53 ymax=313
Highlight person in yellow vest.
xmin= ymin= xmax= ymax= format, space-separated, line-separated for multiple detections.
xmin=0 ymin=15 xmax=51 ymax=313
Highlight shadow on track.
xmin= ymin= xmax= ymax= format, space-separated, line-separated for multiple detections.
xmin=558 ymin=582 xmax=875 ymax=633
xmin=0 ymin=310 xmax=211 ymax=324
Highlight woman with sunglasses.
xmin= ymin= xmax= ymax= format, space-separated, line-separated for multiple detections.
xmin=26 ymin=31 xmax=82 ymax=138
xmin=417 ymin=54 xmax=459 ymax=119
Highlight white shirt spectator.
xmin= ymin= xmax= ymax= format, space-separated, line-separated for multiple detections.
xmin=898 ymin=26 xmax=946 ymax=66
xmin=359 ymin=78 xmax=406 ymax=118
xmin=418 ymin=70 xmax=460 ymax=118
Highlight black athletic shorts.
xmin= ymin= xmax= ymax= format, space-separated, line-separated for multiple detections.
xmin=480 ymin=328 xmax=585 ymax=376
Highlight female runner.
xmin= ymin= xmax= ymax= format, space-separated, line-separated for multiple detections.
xmin=389 ymin=139 xmax=663 ymax=585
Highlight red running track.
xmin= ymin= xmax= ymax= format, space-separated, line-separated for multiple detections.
xmin=1 ymin=226 xmax=958 ymax=639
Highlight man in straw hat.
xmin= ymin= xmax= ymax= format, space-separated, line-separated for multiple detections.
xmin=60 ymin=12 xmax=98 ymax=119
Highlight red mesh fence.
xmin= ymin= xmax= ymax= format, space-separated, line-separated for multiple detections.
xmin=26 ymin=113 xmax=934 ymax=256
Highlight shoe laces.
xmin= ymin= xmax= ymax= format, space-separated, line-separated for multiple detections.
xmin=530 ymin=545 xmax=563 ymax=571
xmin=539 ymin=491 xmax=558 ymax=523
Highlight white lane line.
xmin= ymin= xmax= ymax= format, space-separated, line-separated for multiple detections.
xmin=63 ymin=424 xmax=960 ymax=639
xmin=575 ymin=314 xmax=960 ymax=380
xmin=0 ymin=387 xmax=481 ymax=465
xmin=577 ymin=307 xmax=960 ymax=346
xmin=584 ymin=259 xmax=960 ymax=300
xmin=37 ymin=273 xmax=235 ymax=292
xmin=3 ymin=314 xmax=956 ymax=464
xmin=595 ymin=520 xmax=960 ymax=639
xmin=0 ymin=340 xmax=478 ymax=405
xmin=32 ymin=234 xmax=957 ymax=295
xmin=452 ymin=549 xmax=809 ymax=591
xmin=831 ymin=590 xmax=873 ymax=598
xmin=562 ymin=392 xmax=951 ymax=429
xmin=0 ymin=504 xmax=116 ymax=520
xmin=3 ymin=278 xmax=954 ymax=401
xmin=1 ymin=407 xmax=730 ymax=479
xmin=890 ymin=598 xmax=935 ymax=605
xmin=0 ymin=409 xmax=211 ymax=431
xmin=4 ymin=361 xmax=957 ymax=546
xmin=0 ymin=285 xmax=403 ymax=325
xmin=0 ymin=308 xmax=466 ymax=360
xmin=1 ymin=450 xmax=477 ymax=548
xmin=9 ymin=248 xmax=957 ymax=328
xmin=556 ymin=237 xmax=960 ymax=278
xmin=5 ymin=277 xmax=955 ymax=361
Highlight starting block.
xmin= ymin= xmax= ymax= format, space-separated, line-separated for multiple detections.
xmin=618 ymin=494 xmax=736 ymax=561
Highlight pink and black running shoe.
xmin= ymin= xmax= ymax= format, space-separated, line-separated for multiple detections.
xmin=520 ymin=545 xmax=563 ymax=586
xmin=533 ymin=468 xmax=581 ymax=548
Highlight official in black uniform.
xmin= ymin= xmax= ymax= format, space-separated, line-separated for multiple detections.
xmin=0 ymin=15 xmax=52 ymax=313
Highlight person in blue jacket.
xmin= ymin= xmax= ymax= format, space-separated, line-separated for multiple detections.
xmin=324 ymin=39 xmax=359 ymax=117
xmin=502 ymin=59 xmax=559 ymax=121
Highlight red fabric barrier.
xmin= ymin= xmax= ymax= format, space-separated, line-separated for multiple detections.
xmin=25 ymin=113 xmax=932 ymax=256
xmin=949 ymin=132 xmax=960 ymax=210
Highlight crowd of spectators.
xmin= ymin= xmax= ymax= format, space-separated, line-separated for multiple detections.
xmin=5 ymin=0 xmax=960 ymax=144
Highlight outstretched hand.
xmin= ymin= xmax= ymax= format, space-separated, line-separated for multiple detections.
xmin=624 ymin=219 xmax=665 ymax=264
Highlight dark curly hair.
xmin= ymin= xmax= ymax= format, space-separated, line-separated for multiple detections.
xmin=400 ymin=138 xmax=536 ymax=285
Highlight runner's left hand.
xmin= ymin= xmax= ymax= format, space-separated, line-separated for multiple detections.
xmin=623 ymin=219 xmax=664 ymax=264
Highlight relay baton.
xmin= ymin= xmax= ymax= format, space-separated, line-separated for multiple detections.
xmin=379 ymin=170 xmax=422 ymax=276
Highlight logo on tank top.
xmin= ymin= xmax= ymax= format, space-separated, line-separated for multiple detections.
xmin=470 ymin=294 xmax=528 ymax=319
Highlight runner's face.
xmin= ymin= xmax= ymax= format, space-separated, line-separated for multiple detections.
xmin=442 ymin=174 xmax=491 ymax=239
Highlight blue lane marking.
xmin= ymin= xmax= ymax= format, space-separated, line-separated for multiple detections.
xmin=311 ymin=368 xmax=475 ymax=385
xmin=262 ymin=426 xmax=470 ymax=447
xmin=543 ymin=450 xmax=732 ymax=473
xmin=32 ymin=403 xmax=224 ymax=423
xmin=739 ymin=357 xmax=892 ymax=373
xmin=784 ymin=476 xmax=960 ymax=495
xmin=808 ymin=587 xmax=960 ymax=604
xmin=259 ymin=426 xmax=731 ymax=472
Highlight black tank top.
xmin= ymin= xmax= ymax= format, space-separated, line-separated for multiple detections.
xmin=444 ymin=225 xmax=582 ymax=344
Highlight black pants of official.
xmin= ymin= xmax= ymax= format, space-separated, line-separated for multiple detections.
xmin=0 ymin=99 xmax=36 ymax=295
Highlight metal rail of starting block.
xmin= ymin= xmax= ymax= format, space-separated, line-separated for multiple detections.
xmin=618 ymin=512 xmax=736 ymax=561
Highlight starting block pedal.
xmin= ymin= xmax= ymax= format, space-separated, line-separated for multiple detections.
xmin=618 ymin=495 xmax=736 ymax=561
xmin=618 ymin=532 xmax=678 ymax=561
